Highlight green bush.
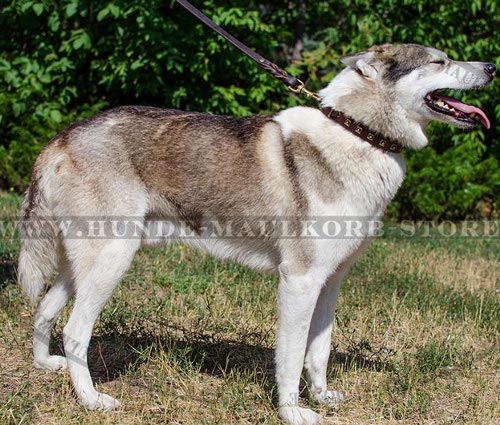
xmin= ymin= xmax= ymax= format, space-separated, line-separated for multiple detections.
xmin=0 ymin=0 xmax=498 ymax=219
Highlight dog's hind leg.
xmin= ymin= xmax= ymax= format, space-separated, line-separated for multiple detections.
xmin=33 ymin=255 xmax=74 ymax=370
xmin=62 ymin=238 xmax=140 ymax=411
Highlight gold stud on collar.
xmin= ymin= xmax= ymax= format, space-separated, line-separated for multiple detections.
xmin=320 ymin=107 xmax=404 ymax=153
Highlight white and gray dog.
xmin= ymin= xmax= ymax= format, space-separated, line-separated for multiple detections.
xmin=18 ymin=44 xmax=495 ymax=424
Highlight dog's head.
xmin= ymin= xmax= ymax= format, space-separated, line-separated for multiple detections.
xmin=321 ymin=44 xmax=496 ymax=149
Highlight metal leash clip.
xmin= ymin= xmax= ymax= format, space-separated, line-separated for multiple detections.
xmin=288 ymin=79 xmax=321 ymax=103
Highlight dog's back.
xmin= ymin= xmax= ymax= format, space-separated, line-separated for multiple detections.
xmin=19 ymin=106 xmax=292 ymax=302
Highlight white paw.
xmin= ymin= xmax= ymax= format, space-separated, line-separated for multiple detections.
xmin=313 ymin=389 xmax=345 ymax=406
xmin=81 ymin=392 xmax=121 ymax=412
xmin=34 ymin=355 xmax=68 ymax=371
xmin=279 ymin=406 xmax=323 ymax=425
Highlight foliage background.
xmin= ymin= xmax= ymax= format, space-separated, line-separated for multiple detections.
xmin=0 ymin=0 xmax=498 ymax=220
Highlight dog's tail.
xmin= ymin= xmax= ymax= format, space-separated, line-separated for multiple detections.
xmin=18 ymin=158 xmax=61 ymax=304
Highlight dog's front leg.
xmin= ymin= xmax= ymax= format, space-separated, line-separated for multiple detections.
xmin=303 ymin=244 xmax=367 ymax=406
xmin=303 ymin=272 xmax=345 ymax=406
xmin=275 ymin=266 xmax=325 ymax=425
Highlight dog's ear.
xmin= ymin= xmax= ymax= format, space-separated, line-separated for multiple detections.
xmin=341 ymin=51 xmax=379 ymax=79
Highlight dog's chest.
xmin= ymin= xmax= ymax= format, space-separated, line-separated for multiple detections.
xmin=274 ymin=107 xmax=406 ymax=218
xmin=296 ymin=143 xmax=406 ymax=218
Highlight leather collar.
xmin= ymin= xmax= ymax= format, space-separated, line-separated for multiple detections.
xmin=321 ymin=107 xmax=403 ymax=153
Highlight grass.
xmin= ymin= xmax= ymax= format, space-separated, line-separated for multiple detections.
xmin=0 ymin=193 xmax=498 ymax=424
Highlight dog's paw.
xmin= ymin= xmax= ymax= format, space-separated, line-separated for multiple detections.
xmin=279 ymin=406 xmax=322 ymax=425
xmin=34 ymin=355 xmax=68 ymax=371
xmin=313 ymin=389 xmax=345 ymax=406
xmin=81 ymin=392 xmax=121 ymax=412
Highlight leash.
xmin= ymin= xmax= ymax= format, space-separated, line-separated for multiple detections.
xmin=175 ymin=0 xmax=320 ymax=102
xmin=175 ymin=0 xmax=403 ymax=153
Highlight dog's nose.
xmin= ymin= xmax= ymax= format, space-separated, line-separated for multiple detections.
xmin=484 ymin=63 xmax=496 ymax=77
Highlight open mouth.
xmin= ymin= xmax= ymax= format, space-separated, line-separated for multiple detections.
xmin=424 ymin=91 xmax=490 ymax=129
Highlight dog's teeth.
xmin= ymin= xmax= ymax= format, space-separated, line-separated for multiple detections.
xmin=435 ymin=99 xmax=452 ymax=110
xmin=470 ymin=113 xmax=476 ymax=118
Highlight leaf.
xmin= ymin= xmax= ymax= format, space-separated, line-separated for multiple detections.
xmin=12 ymin=102 xmax=26 ymax=117
xmin=130 ymin=60 xmax=143 ymax=70
xmin=108 ymin=4 xmax=120 ymax=18
xmin=0 ymin=58 xmax=11 ymax=71
xmin=48 ymin=13 xmax=60 ymax=32
xmin=39 ymin=73 xmax=51 ymax=84
xmin=97 ymin=8 xmax=109 ymax=22
xmin=50 ymin=110 xmax=62 ymax=123
xmin=66 ymin=3 xmax=78 ymax=18
xmin=72 ymin=31 xmax=91 ymax=50
xmin=32 ymin=3 xmax=43 ymax=16
xmin=20 ymin=1 xmax=34 ymax=13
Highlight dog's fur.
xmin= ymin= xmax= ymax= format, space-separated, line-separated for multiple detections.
xmin=18 ymin=44 xmax=494 ymax=424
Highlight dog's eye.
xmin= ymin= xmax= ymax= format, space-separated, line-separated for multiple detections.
xmin=430 ymin=60 xmax=446 ymax=65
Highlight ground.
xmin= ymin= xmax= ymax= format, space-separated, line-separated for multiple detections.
xmin=0 ymin=194 xmax=498 ymax=424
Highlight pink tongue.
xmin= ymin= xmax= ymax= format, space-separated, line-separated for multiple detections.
xmin=434 ymin=94 xmax=490 ymax=129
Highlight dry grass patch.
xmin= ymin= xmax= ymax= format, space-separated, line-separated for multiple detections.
xmin=380 ymin=241 xmax=500 ymax=292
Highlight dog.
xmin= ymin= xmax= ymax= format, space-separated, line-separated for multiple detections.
xmin=18 ymin=44 xmax=495 ymax=424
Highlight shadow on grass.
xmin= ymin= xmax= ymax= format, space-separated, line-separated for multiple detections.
xmin=0 ymin=256 xmax=18 ymax=292
xmin=48 ymin=324 xmax=395 ymax=399
xmin=331 ymin=350 xmax=394 ymax=374
xmin=87 ymin=331 xmax=273 ymax=388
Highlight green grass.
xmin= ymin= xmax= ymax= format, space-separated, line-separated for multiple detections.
xmin=0 ymin=193 xmax=498 ymax=424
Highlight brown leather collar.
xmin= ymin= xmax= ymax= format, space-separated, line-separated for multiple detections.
xmin=321 ymin=107 xmax=403 ymax=153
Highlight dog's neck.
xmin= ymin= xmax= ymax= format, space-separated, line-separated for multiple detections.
xmin=319 ymin=69 xmax=429 ymax=150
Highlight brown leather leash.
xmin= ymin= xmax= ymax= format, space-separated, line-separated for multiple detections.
xmin=175 ymin=0 xmax=319 ymax=101
xmin=175 ymin=0 xmax=403 ymax=153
